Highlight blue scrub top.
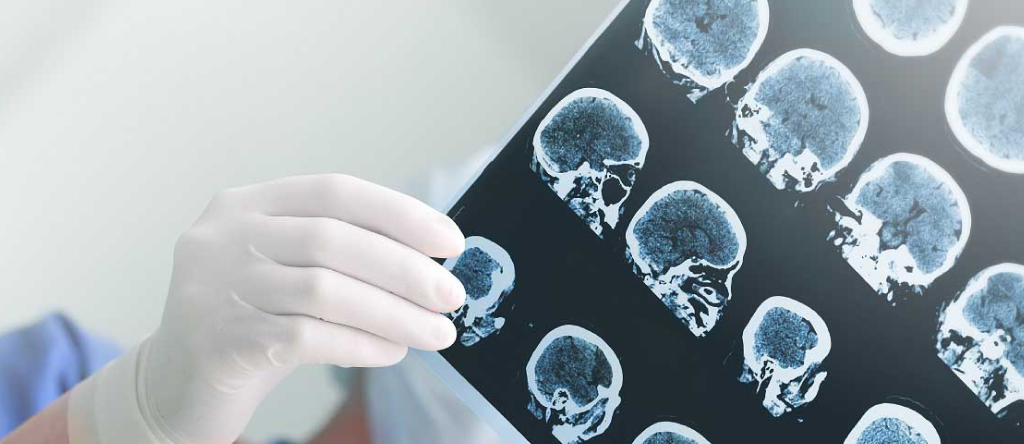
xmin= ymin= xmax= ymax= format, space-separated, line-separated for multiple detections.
xmin=0 ymin=313 xmax=120 ymax=437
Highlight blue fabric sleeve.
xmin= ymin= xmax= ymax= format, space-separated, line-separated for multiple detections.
xmin=0 ymin=313 xmax=121 ymax=437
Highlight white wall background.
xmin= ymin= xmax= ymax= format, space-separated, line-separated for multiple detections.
xmin=0 ymin=1 xmax=620 ymax=442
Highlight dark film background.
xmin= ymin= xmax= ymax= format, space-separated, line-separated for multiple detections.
xmin=438 ymin=1 xmax=1024 ymax=443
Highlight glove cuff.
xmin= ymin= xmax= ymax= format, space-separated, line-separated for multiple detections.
xmin=68 ymin=340 xmax=174 ymax=444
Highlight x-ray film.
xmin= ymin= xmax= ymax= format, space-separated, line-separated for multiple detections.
xmin=417 ymin=1 xmax=1024 ymax=443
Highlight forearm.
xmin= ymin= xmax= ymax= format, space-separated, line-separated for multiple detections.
xmin=307 ymin=376 xmax=372 ymax=444
xmin=1 ymin=393 xmax=70 ymax=444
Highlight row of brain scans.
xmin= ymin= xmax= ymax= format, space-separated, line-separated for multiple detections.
xmin=443 ymin=0 xmax=1023 ymax=443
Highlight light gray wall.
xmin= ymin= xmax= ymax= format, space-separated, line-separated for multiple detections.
xmin=0 ymin=1 xmax=620 ymax=441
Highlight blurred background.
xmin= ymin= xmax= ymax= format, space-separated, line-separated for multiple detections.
xmin=0 ymin=1 xmax=619 ymax=441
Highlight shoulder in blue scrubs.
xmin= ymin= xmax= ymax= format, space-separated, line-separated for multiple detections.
xmin=0 ymin=313 xmax=121 ymax=438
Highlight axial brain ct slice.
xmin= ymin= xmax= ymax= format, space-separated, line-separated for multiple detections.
xmin=532 ymin=88 xmax=650 ymax=238
xmin=853 ymin=0 xmax=969 ymax=57
xmin=526 ymin=325 xmax=623 ymax=444
xmin=738 ymin=296 xmax=831 ymax=417
xmin=946 ymin=26 xmax=1024 ymax=174
xmin=828 ymin=153 xmax=971 ymax=301
xmin=936 ymin=263 xmax=1024 ymax=420
xmin=641 ymin=0 xmax=769 ymax=102
xmin=730 ymin=49 xmax=869 ymax=192
xmin=626 ymin=181 xmax=747 ymax=338
xmin=844 ymin=404 xmax=941 ymax=444
xmin=442 ymin=236 xmax=515 ymax=346
xmin=631 ymin=422 xmax=713 ymax=444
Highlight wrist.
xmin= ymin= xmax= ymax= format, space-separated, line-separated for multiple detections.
xmin=67 ymin=340 xmax=172 ymax=444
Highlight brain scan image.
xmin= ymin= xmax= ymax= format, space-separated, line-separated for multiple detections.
xmin=442 ymin=236 xmax=515 ymax=346
xmin=936 ymin=263 xmax=1024 ymax=420
xmin=853 ymin=0 xmax=969 ymax=56
xmin=946 ymin=26 xmax=1024 ymax=174
xmin=626 ymin=181 xmax=747 ymax=338
xmin=640 ymin=0 xmax=769 ymax=102
xmin=738 ymin=296 xmax=831 ymax=417
xmin=532 ymin=88 xmax=650 ymax=237
xmin=844 ymin=403 xmax=941 ymax=444
xmin=631 ymin=422 xmax=713 ymax=444
xmin=828 ymin=153 xmax=971 ymax=301
xmin=526 ymin=325 xmax=623 ymax=444
xmin=729 ymin=49 xmax=869 ymax=192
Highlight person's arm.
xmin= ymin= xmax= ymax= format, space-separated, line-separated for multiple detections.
xmin=307 ymin=371 xmax=371 ymax=444
xmin=4 ymin=174 xmax=465 ymax=444
xmin=1 ymin=395 xmax=69 ymax=444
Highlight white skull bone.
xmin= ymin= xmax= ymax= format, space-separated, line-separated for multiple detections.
xmin=641 ymin=0 xmax=770 ymax=102
xmin=937 ymin=263 xmax=1024 ymax=419
xmin=631 ymin=421 xmax=712 ymax=444
xmin=844 ymin=403 xmax=941 ymax=444
xmin=853 ymin=0 xmax=969 ymax=57
xmin=739 ymin=296 xmax=831 ymax=417
xmin=945 ymin=26 xmax=1024 ymax=174
xmin=526 ymin=325 xmax=623 ymax=444
xmin=532 ymin=88 xmax=650 ymax=238
xmin=730 ymin=48 xmax=868 ymax=192
xmin=828 ymin=153 xmax=971 ymax=301
xmin=626 ymin=181 xmax=747 ymax=337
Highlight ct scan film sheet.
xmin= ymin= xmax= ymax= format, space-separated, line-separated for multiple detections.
xmin=418 ymin=1 xmax=1024 ymax=443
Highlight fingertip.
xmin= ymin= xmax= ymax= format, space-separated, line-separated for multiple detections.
xmin=432 ymin=213 xmax=465 ymax=258
xmin=437 ymin=273 xmax=467 ymax=312
xmin=433 ymin=318 xmax=458 ymax=350
xmin=380 ymin=345 xmax=409 ymax=367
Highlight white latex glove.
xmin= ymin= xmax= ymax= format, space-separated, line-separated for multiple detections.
xmin=67 ymin=174 xmax=467 ymax=444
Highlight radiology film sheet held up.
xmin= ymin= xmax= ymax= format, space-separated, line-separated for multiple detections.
xmin=419 ymin=1 xmax=1024 ymax=443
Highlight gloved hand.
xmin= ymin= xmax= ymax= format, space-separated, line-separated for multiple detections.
xmin=67 ymin=174 xmax=467 ymax=444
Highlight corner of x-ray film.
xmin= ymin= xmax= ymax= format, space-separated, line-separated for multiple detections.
xmin=946 ymin=26 xmax=1024 ymax=174
xmin=828 ymin=153 xmax=971 ymax=302
xmin=737 ymin=296 xmax=831 ymax=417
xmin=631 ymin=422 xmax=712 ymax=444
xmin=626 ymin=181 xmax=747 ymax=338
xmin=639 ymin=0 xmax=769 ymax=102
xmin=526 ymin=325 xmax=622 ymax=444
xmin=532 ymin=88 xmax=650 ymax=238
xmin=729 ymin=48 xmax=868 ymax=192
xmin=936 ymin=263 xmax=1024 ymax=422
xmin=853 ymin=0 xmax=969 ymax=57
xmin=844 ymin=403 xmax=941 ymax=444
xmin=442 ymin=236 xmax=515 ymax=346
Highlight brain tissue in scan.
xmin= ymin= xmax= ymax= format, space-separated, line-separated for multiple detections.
xmin=730 ymin=49 xmax=868 ymax=192
xmin=937 ymin=264 xmax=1024 ymax=421
xmin=533 ymin=88 xmax=650 ymax=238
xmin=738 ymin=296 xmax=831 ymax=417
xmin=631 ymin=422 xmax=712 ymax=444
xmin=946 ymin=26 xmax=1024 ymax=174
xmin=527 ymin=325 xmax=623 ymax=444
xmin=828 ymin=153 xmax=971 ymax=301
xmin=853 ymin=0 xmax=969 ymax=56
xmin=844 ymin=403 xmax=941 ymax=444
xmin=641 ymin=0 xmax=769 ymax=102
xmin=442 ymin=236 xmax=515 ymax=346
xmin=626 ymin=181 xmax=747 ymax=338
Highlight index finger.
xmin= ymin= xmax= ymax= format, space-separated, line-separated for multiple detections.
xmin=239 ymin=174 xmax=464 ymax=258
